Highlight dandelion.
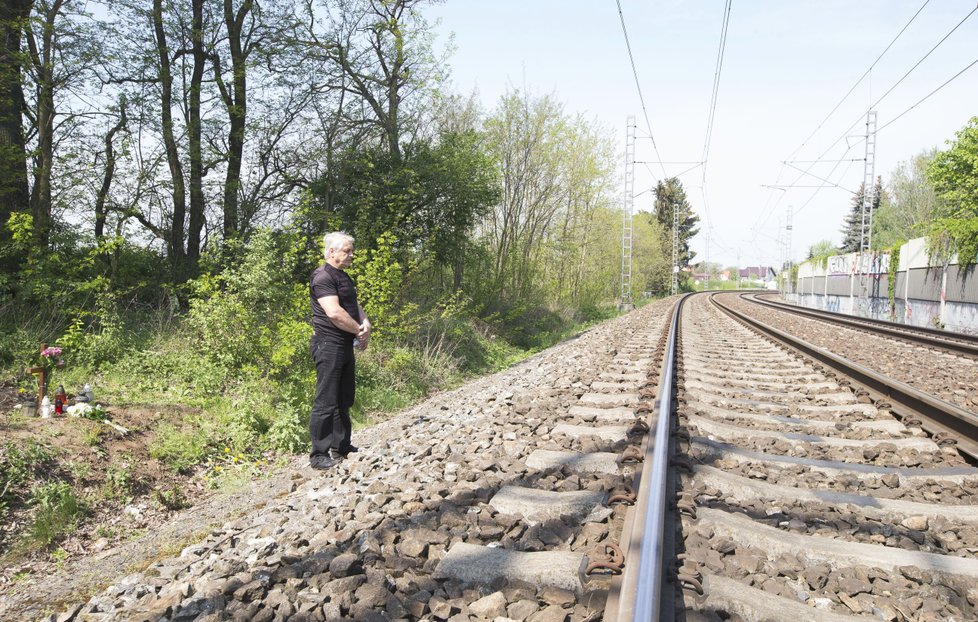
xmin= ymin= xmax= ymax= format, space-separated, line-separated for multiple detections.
xmin=224 ymin=447 xmax=230 ymax=453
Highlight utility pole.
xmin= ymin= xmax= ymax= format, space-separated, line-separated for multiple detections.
xmin=860 ymin=110 xmax=877 ymax=253
xmin=620 ymin=116 xmax=635 ymax=310
xmin=785 ymin=206 xmax=793 ymax=296
xmin=705 ymin=226 xmax=711 ymax=291
xmin=670 ymin=192 xmax=679 ymax=296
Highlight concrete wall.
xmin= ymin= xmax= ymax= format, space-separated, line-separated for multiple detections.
xmin=790 ymin=236 xmax=978 ymax=335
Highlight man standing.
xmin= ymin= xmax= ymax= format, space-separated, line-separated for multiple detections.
xmin=309 ymin=232 xmax=371 ymax=470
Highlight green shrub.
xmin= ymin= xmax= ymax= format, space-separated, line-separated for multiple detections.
xmin=29 ymin=482 xmax=86 ymax=545
xmin=188 ymin=229 xmax=309 ymax=384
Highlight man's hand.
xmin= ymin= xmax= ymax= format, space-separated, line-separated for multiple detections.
xmin=357 ymin=321 xmax=371 ymax=351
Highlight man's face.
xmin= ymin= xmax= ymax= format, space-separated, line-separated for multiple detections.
xmin=329 ymin=241 xmax=354 ymax=268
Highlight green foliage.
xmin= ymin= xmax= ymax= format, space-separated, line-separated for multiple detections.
xmin=189 ymin=229 xmax=308 ymax=382
xmin=103 ymin=460 xmax=135 ymax=501
xmin=149 ymin=423 xmax=209 ymax=474
xmin=153 ymin=485 xmax=189 ymax=511
xmin=0 ymin=440 xmax=55 ymax=523
xmin=926 ymin=217 xmax=978 ymax=267
xmin=888 ymin=243 xmax=902 ymax=312
xmin=29 ymin=482 xmax=86 ymax=546
xmin=346 ymin=231 xmax=419 ymax=340
xmin=806 ymin=240 xmax=838 ymax=266
xmin=928 ymin=116 xmax=978 ymax=218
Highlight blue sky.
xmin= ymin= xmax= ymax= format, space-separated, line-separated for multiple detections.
xmin=427 ymin=1 xmax=978 ymax=268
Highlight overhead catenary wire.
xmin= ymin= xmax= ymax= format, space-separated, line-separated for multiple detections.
xmin=754 ymin=2 xmax=976 ymax=234
xmin=701 ymin=0 xmax=732 ymax=184
xmin=615 ymin=0 xmax=667 ymax=180
xmin=784 ymin=0 xmax=931 ymax=163
xmin=877 ymin=55 xmax=978 ymax=134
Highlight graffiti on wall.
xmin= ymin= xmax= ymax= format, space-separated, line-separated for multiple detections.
xmin=827 ymin=252 xmax=890 ymax=276
xmin=825 ymin=296 xmax=841 ymax=312
xmin=854 ymin=296 xmax=891 ymax=319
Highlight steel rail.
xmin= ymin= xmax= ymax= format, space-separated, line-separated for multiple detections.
xmin=608 ymin=294 xmax=685 ymax=622
xmin=712 ymin=294 xmax=978 ymax=461
xmin=745 ymin=293 xmax=978 ymax=358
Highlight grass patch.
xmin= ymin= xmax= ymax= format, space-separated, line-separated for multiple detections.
xmin=28 ymin=482 xmax=87 ymax=546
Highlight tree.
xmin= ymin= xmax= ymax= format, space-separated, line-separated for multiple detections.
xmin=482 ymin=90 xmax=567 ymax=299
xmin=839 ymin=177 xmax=883 ymax=253
xmin=928 ymin=116 xmax=978 ymax=218
xmin=873 ymin=150 xmax=938 ymax=248
xmin=0 ymin=0 xmax=32 ymax=273
xmin=652 ymin=177 xmax=699 ymax=291
xmin=297 ymin=0 xmax=444 ymax=162
xmin=926 ymin=117 xmax=978 ymax=265
xmin=806 ymin=239 xmax=838 ymax=260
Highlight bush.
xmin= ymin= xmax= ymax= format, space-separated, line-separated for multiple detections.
xmin=188 ymin=229 xmax=309 ymax=383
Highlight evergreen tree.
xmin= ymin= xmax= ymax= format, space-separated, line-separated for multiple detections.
xmin=651 ymin=177 xmax=700 ymax=290
xmin=840 ymin=177 xmax=883 ymax=252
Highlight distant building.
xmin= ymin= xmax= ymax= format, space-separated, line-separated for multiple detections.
xmin=738 ymin=266 xmax=777 ymax=281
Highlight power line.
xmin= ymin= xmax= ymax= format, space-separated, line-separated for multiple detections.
xmin=757 ymin=3 xmax=976 ymax=233
xmin=803 ymin=3 xmax=976 ymax=174
xmin=877 ymin=55 xmax=978 ymax=134
xmin=785 ymin=0 xmax=931 ymax=162
xmin=701 ymin=0 xmax=732 ymax=183
xmin=615 ymin=0 xmax=667 ymax=180
xmin=754 ymin=1 xmax=937 ymax=235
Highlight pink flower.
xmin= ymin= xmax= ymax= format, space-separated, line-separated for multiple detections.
xmin=41 ymin=347 xmax=62 ymax=359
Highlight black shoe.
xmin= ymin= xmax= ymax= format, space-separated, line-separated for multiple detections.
xmin=310 ymin=455 xmax=339 ymax=470
xmin=339 ymin=444 xmax=359 ymax=456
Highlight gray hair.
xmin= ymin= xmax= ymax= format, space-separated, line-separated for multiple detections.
xmin=323 ymin=231 xmax=354 ymax=256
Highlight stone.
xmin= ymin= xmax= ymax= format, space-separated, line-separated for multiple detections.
xmin=428 ymin=595 xmax=457 ymax=620
xmin=469 ymin=591 xmax=507 ymax=619
xmin=900 ymin=515 xmax=928 ymax=531
xmin=538 ymin=586 xmax=575 ymax=607
xmin=507 ymin=598 xmax=540 ymax=620
xmin=527 ymin=604 xmax=569 ymax=622
xmin=328 ymin=553 xmax=363 ymax=578
xmin=354 ymin=583 xmax=391 ymax=609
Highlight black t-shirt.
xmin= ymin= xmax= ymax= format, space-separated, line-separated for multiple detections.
xmin=310 ymin=263 xmax=361 ymax=342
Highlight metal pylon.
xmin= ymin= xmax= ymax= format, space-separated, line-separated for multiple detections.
xmin=620 ymin=117 xmax=635 ymax=308
xmin=670 ymin=192 xmax=679 ymax=296
xmin=860 ymin=110 xmax=877 ymax=253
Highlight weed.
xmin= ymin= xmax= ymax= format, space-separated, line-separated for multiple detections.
xmin=1 ymin=440 xmax=56 ymax=520
xmin=65 ymin=460 xmax=92 ymax=481
xmin=81 ymin=421 xmax=105 ymax=446
xmin=51 ymin=546 xmax=69 ymax=569
xmin=29 ymin=482 xmax=87 ymax=545
xmin=95 ymin=524 xmax=117 ymax=539
xmin=103 ymin=460 xmax=135 ymax=501
xmin=149 ymin=422 xmax=208 ymax=473
xmin=153 ymin=485 xmax=189 ymax=511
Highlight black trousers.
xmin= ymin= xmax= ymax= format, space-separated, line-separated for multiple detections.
xmin=309 ymin=335 xmax=355 ymax=457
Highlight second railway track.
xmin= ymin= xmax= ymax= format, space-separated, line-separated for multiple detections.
xmin=676 ymin=293 xmax=978 ymax=621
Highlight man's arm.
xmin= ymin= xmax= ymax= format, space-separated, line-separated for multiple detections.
xmin=356 ymin=305 xmax=371 ymax=350
xmin=318 ymin=296 xmax=362 ymax=334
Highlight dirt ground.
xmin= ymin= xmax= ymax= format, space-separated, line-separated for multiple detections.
xmin=0 ymin=381 xmax=222 ymax=588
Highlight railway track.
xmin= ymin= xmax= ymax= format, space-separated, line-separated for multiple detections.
xmin=745 ymin=293 xmax=978 ymax=358
xmin=25 ymin=292 xmax=978 ymax=622
xmin=675 ymin=293 xmax=978 ymax=621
